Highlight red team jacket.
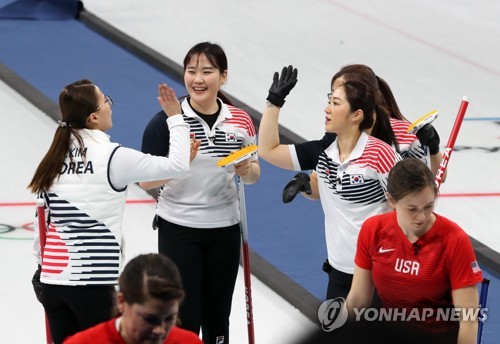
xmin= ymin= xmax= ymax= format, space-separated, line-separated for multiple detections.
xmin=63 ymin=318 xmax=202 ymax=344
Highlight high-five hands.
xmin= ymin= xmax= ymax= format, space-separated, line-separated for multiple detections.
xmin=158 ymin=83 xmax=182 ymax=117
xmin=267 ymin=65 xmax=298 ymax=107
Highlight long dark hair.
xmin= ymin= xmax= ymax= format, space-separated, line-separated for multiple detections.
xmin=376 ymin=75 xmax=406 ymax=121
xmin=341 ymin=80 xmax=376 ymax=132
xmin=28 ymin=79 xmax=98 ymax=193
xmin=332 ymin=64 xmax=399 ymax=150
xmin=183 ymin=42 xmax=233 ymax=106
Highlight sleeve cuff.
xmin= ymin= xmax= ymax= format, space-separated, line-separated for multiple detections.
xmin=288 ymin=145 xmax=302 ymax=171
xmin=166 ymin=115 xmax=188 ymax=128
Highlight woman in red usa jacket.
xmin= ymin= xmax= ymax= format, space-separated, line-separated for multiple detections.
xmin=346 ymin=158 xmax=483 ymax=343
xmin=64 ymin=253 xmax=202 ymax=344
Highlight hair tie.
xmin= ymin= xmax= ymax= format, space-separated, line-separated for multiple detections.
xmin=58 ymin=120 xmax=68 ymax=128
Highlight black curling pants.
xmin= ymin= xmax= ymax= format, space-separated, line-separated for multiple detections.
xmin=158 ymin=217 xmax=241 ymax=344
xmin=325 ymin=261 xmax=381 ymax=308
xmin=41 ymin=283 xmax=115 ymax=344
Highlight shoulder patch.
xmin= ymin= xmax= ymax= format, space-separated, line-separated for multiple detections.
xmin=354 ymin=136 xmax=397 ymax=174
xmin=225 ymin=106 xmax=256 ymax=137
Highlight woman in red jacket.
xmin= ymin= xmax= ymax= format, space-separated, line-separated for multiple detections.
xmin=64 ymin=253 xmax=202 ymax=344
xmin=346 ymin=158 xmax=483 ymax=342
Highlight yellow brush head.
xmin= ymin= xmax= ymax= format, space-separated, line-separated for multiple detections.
xmin=407 ymin=110 xmax=439 ymax=134
xmin=217 ymin=145 xmax=259 ymax=167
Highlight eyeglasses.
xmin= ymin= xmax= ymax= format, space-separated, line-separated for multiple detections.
xmin=95 ymin=95 xmax=113 ymax=112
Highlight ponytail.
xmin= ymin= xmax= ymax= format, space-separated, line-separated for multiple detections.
xmin=28 ymin=126 xmax=72 ymax=193
xmin=28 ymin=79 xmax=96 ymax=193
xmin=371 ymin=103 xmax=399 ymax=152
xmin=376 ymin=76 xmax=407 ymax=121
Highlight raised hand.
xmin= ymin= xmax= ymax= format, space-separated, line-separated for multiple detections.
xmin=266 ymin=65 xmax=298 ymax=107
xmin=157 ymin=83 xmax=182 ymax=117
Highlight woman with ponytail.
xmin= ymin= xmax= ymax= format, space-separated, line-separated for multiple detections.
xmin=28 ymin=79 xmax=190 ymax=344
xmin=275 ymin=64 xmax=443 ymax=299
xmin=259 ymin=66 xmax=401 ymax=299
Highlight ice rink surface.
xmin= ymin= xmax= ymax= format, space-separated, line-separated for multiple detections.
xmin=1 ymin=0 xmax=499 ymax=342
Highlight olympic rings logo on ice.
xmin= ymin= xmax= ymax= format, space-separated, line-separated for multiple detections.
xmin=0 ymin=222 xmax=34 ymax=240
xmin=317 ymin=297 xmax=348 ymax=332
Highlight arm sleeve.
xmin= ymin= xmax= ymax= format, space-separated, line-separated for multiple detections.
xmin=32 ymin=208 xmax=41 ymax=265
xmin=291 ymin=133 xmax=335 ymax=170
xmin=355 ymin=217 xmax=375 ymax=270
xmin=32 ymin=195 xmax=49 ymax=265
xmin=447 ymin=228 xmax=483 ymax=290
xmin=110 ymin=115 xmax=190 ymax=189
xmin=243 ymin=114 xmax=259 ymax=162
xmin=404 ymin=140 xmax=431 ymax=167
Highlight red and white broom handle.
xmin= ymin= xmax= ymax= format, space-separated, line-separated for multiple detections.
xmin=238 ymin=177 xmax=255 ymax=344
xmin=37 ymin=198 xmax=53 ymax=344
xmin=432 ymin=100 xmax=489 ymax=343
xmin=435 ymin=97 xmax=469 ymax=189
xmin=37 ymin=198 xmax=48 ymax=251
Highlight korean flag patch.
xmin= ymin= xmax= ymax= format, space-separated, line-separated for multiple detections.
xmin=349 ymin=174 xmax=364 ymax=184
xmin=225 ymin=133 xmax=238 ymax=142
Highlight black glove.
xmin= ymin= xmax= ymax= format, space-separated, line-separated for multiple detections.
xmin=416 ymin=124 xmax=440 ymax=155
xmin=266 ymin=65 xmax=298 ymax=107
xmin=282 ymin=172 xmax=312 ymax=203
xmin=32 ymin=265 xmax=43 ymax=303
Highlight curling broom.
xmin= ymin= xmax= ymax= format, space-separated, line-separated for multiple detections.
xmin=217 ymin=145 xmax=258 ymax=344
xmin=37 ymin=198 xmax=53 ymax=344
